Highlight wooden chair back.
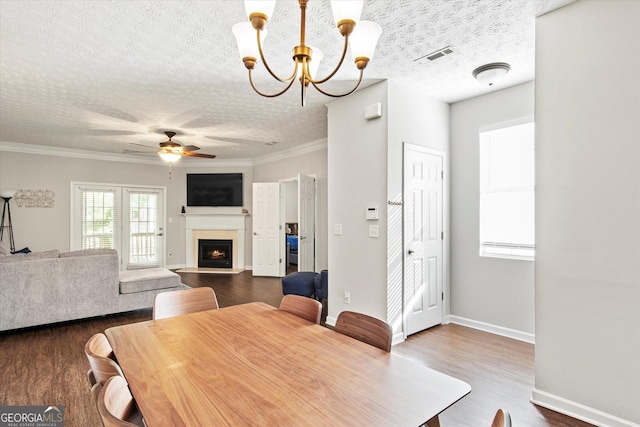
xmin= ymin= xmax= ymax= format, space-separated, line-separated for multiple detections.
xmin=153 ymin=287 xmax=219 ymax=320
xmin=97 ymin=376 xmax=140 ymax=427
xmin=84 ymin=333 xmax=124 ymax=388
xmin=279 ymin=294 xmax=322 ymax=324
xmin=334 ymin=311 xmax=393 ymax=352
xmin=491 ymin=409 xmax=512 ymax=427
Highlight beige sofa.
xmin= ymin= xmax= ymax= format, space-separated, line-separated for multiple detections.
xmin=0 ymin=248 xmax=187 ymax=332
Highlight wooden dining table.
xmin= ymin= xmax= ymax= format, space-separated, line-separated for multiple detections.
xmin=105 ymin=302 xmax=471 ymax=426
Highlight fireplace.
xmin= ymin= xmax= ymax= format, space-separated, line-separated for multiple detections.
xmin=198 ymin=239 xmax=233 ymax=269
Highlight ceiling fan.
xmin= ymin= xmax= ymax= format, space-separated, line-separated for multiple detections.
xmin=128 ymin=131 xmax=216 ymax=163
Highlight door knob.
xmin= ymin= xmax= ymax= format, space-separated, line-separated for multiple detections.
xmin=408 ymin=249 xmax=414 ymax=255
xmin=156 ymin=233 xmax=164 ymax=236
xmin=253 ymin=232 xmax=258 ymax=235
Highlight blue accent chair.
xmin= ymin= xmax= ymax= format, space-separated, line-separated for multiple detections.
xmin=281 ymin=270 xmax=328 ymax=300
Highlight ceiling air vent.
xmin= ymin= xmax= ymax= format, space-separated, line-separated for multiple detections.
xmin=414 ymin=46 xmax=454 ymax=63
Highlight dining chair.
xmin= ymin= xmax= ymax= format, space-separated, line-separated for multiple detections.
xmin=491 ymin=409 xmax=512 ymax=427
xmin=84 ymin=333 xmax=125 ymax=393
xmin=97 ymin=375 xmax=144 ymax=427
xmin=153 ymin=287 xmax=219 ymax=320
xmin=334 ymin=310 xmax=393 ymax=352
xmin=279 ymin=294 xmax=322 ymax=324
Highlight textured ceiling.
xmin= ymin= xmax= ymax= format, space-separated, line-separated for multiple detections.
xmin=0 ymin=0 xmax=574 ymax=161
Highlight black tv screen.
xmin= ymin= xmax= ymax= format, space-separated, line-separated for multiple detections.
xmin=187 ymin=173 xmax=243 ymax=207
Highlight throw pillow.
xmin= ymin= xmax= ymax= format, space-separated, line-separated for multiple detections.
xmin=11 ymin=247 xmax=31 ymax=254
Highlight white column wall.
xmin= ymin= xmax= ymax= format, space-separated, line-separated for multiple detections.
xmin=534 ymin=1 xmax=640 ymax=425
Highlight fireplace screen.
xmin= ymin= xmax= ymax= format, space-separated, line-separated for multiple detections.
xmin=198 ymin=239 xmax=233 ymax=268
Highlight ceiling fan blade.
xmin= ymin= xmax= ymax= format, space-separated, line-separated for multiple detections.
xmin=205 ymin=136 xmax=264 ymax=145
xmin=182 ymin=145 xmax=200 ymax=152
xmin=183 ymin=151 xmax=216 ymax=159
xmin=123 ymin=150 xmax=156 ymax=155
xmin=129 ymin=142 xmax=158 ymax=150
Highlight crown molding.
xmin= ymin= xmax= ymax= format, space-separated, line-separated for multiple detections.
xmin=253 ymin=138 xmax=328 ymax=166
xmin=0 ymin=139 xmax=327 ymax=167
xmin=0 ymin=141 xmax=253 ymax=167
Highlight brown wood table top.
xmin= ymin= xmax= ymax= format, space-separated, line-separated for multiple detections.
xmin=105 ymin=302 xmax=471 ymax=426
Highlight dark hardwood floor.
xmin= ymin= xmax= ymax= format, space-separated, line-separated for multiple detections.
xmin=0 ymin=270 xmax=593 ymax=427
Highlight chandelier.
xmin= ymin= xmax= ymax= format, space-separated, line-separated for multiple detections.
xmin=232 ymin=0 xmax=382 ymax=106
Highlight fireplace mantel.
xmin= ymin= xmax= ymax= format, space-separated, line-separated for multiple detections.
xmin=185 ymin=213 xmax=246 ymax=270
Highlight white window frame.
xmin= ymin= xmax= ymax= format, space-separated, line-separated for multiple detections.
xmin=479 ymin=118 xmax=535 ymax=261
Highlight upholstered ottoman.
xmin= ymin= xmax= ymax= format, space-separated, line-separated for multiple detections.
xmin=119 ymin=268 xmax=182 ymax=294
xmin=281 ymin=271 xmax=317 ymax=297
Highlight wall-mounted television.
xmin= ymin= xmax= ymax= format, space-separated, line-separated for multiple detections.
xmin=186 ymin=173 xmax=243 ymax=207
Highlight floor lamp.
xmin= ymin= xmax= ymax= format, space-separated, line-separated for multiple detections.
xmin=0 ymin=190 xmax=17 ymax=252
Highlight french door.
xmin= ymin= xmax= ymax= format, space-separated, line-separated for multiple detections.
xmin=71 ymin=182 xmax=165 ymax=270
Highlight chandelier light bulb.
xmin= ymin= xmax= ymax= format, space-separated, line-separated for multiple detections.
xmin=349 ymin=21 xmax=382 ymax=66
xmin=244 ymin=0 xmax=276 ymax=21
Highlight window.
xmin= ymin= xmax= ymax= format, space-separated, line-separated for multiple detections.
xmin=479 ymin=121 xmax=535 ymax=260
xmin=72 ymin=183 xmax=165 ymax=269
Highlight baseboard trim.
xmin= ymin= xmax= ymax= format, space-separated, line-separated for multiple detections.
xmin=446 ymin=315 xmax=535 ymax=344
xmin=165 ymin=264 xmax=186 ymax=270
xmin=531 ymin=389 xmax=640 ymax=427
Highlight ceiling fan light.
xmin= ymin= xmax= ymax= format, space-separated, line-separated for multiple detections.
xmin=349 ymin=21 xmax=382 ymax=62
xmin=472 ymin=62 xmax=510 ymax=86
xmin=244 ymin=0 xmax=276 ymax=21
xmin=330 ymin=0 xmax=363 ymax=26
xmin=158 ymin=152 xmax=181 ymax=163
xmin=232 ymin=22 xmax=267 ymax=62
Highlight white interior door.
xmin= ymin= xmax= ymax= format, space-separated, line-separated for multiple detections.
xmin=404 ymin=144 xmax=444 ymax=335
xmin=252 ymin=182 xmax=281 ymax=277
xmin=297 ymin=174 xmax=315 ymax=272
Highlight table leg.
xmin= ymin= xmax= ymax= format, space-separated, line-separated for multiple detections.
xmin=426 ymin=415 xmax=441 ymax=427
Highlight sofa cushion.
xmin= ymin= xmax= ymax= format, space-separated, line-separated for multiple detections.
xmin=0 ymin=250 xmax=60 ymax=262
xmin=119 ymin=268 xmax=181 ymax=294
xmin=60 ymin=248 xmax=117 ymax=258
xmin=0 ymin=253 xmax=25 ymax=262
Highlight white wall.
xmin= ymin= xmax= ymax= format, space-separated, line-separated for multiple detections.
xmin=449 ymin=81 xmax=535 ymax=337
xmin=253 ymin=144 xmax=328 ymax=271
xmin=534 ymin=1 xmax=640 ymax=425
xmin=327 ymin=81 xmax=390 ymax=323
xmin=0 ymin=148 xmax=253 ymax=267
xmin=283 ymin=181 xmax=297 ymax=223
xmin=327 ymin=80 xmax=449 ymax=335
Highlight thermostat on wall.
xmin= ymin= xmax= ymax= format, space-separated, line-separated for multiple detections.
xmin=366 ymin=206 xmax=379 ymax=220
